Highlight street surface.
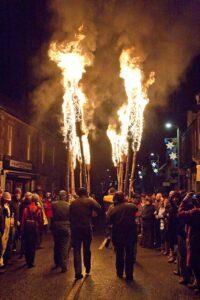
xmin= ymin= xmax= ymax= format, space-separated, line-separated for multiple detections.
xmin=0 ymin=232 xmax=198 ymax=300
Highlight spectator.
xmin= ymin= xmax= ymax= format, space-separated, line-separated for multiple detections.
xmin=70 ymin=187 xmax=101 ymax=280
xmin=0 ymin=192 xmax=12 ymax=267
xmin=21 ymin=193 xmax=43 ymax=268
xmin=140 ymin=195 xmax=155 ymax=248
xmin=51 ymin=190 xmax=70 ymax=273
xmin=107 ymin=192 xmax=138 ymax=281
xmin=44 ymin=192 xmax=53 ymax=232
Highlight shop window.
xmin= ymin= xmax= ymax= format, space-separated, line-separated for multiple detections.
xmin=7 ymin=125 xmax=13 ymax=156
xmin=27 ymin=134 xmax=31 ymax=161
xmin=52 ymin=146 xmax=55 ymax=166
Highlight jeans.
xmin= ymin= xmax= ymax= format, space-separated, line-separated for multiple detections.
xmin=72 ymin=235 xmax=92 ymax=276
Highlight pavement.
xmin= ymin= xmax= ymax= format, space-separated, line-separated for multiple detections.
xmin=0 ymin=233 xmax=198 ymax=300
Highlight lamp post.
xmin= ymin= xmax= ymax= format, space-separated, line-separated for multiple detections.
xmin=165 ymin=122 xmax=180 ymax=190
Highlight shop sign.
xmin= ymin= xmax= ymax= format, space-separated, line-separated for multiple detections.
xmin=9 ymin=159 xmax=32 ymax=171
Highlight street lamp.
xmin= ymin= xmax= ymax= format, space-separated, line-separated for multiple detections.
xmin=165 ymin=122 xmax=180 ymax=189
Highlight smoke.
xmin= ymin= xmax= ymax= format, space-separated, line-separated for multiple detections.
xmin=31 ymin=0 xmax=200 ymax=132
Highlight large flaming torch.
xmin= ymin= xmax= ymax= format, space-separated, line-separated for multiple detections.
xmin=48 ymin=30 xmax=92 ymax=193
xmin=120 ymin=48 xmax=155 ymax=196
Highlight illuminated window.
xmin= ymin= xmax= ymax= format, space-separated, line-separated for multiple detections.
xmin=41 ymin=141 xmax=45 ymax=164
xmin=27 ymin=134 xmax=31 ymax=161
xmin=52 ymin=146 xmax=55 ymax=166
xmin=7 ymin=125 xmax=13 ymax=156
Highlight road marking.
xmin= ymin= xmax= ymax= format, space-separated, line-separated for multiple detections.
xmin=98 ymin=238 xmax=107 ymax=250
xmin=66 ymin=276 xmax=86 ymax=300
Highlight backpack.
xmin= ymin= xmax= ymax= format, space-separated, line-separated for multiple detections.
xmin=25 ymin=207 xmax=39 ymax=233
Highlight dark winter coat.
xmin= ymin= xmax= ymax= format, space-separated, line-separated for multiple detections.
xmin=178 ymin=208 xmax=200 ymax=268
xmin=69 ymin=197 xmax=101 ymax=238
xmin=141 ymin=204 xmax=155 ymax=228
xmin=107 ymin=202 xmax=138 ymax=246
xmin=52 ymin=200 xmax=70 ymax=234
xmin=10 ymin=198 xmax=21 ymax=227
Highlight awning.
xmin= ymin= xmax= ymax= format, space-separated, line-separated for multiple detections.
xmin=3 ymin=169 xmax=39 ymax=180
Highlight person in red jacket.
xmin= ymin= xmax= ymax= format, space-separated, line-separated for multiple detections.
xmin=22 ymin=193 xmax=43 ymax=268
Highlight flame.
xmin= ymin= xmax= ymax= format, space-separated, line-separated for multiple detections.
xmin=48 ymin=32 xmax=91 ymax=167
xmin=107 ymin=48 xmax=155 ymax=167
xmin=107 ymin=127 xmax=121 ymax=167
xmin=119 ymin=48 xmax=155 ymax=151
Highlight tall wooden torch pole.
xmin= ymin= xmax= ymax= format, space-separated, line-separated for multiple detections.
xmin=118 ymin=161 xmax=123 ymax=192
xmin=87 ymin=164 xmax=91 ymax=193
xmin=76 ymin=121 xmax=87 ymax=189
xmin=70 ymin=156 xmax=75 ymax=195
xmin=124 ymin=139 xmax=132 ymax=195
xmin=129 ymin=150 xmax=137 ymax=197
xmin=79 ymin=161 xmax=82 ymax=187
xmin=66 ymin=144 xmax=70 ymax=197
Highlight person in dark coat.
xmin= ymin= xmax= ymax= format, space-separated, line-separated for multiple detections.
xmin=107 ymin=192 xmax=138 ymax=281
xmin=70 ymin=187 xmax=101 ymax=280
xmin=21 ymin=193 xmax=43 ymax=268
xmin=175 ymin=192 xmax=192 ymax=283
xmin=140 ymin=196 xmax=155 ymax=248
xmin=51 ymin=190 xmax=70 ymax=273
xmin=165 ymin=192 xmax=180 ymax=263
xmin=9 ymin=188 xmax=22 ymax=253
xmin=178 ymin=193 xmax=200 ymax=295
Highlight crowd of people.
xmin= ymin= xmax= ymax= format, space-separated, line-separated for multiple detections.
xmin=0 ymin=184 xmax=200 ymax=295
xmin=0 ymin=186 xmax=101 ymax=280
xmin=103 ymin=188 xmax=200 ymax=294
xmin=128 ymin=190 xmax=200 ymax=295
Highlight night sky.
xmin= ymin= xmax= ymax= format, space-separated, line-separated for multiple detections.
xmin=0 ymin=1 xmax=200 ymax=193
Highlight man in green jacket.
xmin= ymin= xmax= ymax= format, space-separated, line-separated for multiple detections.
xmin=70 ymin=188 xmax=101 ymax=280
xmin=52 ymin=190 xmax=70 ymax=273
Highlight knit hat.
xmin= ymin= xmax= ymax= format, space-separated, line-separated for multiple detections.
xmin=3 ymin=192 xmax=11 ymax=201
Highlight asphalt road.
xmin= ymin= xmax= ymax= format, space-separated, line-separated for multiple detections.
xmin=0 ymin=233 xmax=198 ymax=300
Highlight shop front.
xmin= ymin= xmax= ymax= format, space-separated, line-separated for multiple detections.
xmin=0 ymin=156 xmax=38 ymax=194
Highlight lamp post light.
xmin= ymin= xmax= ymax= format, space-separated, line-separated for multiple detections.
xmin=165 ymin=122 xmax=180 ymax=189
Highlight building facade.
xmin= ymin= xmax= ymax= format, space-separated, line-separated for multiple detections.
xmin=0 ymin=106 xmax=67 ymax=194
xmin=181 ymin=107 xmax=200 ymax=192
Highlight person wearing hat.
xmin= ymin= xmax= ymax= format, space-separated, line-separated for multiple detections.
xmin=0 ymin=192 xmax=11 ymax=268
xmin=51 ymin=190 xmax=70 ymax=273
xmin=70 ymin=187 xmax=101 ymax=280
xmin=107 ymin=192 xmax=138 ymax=281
